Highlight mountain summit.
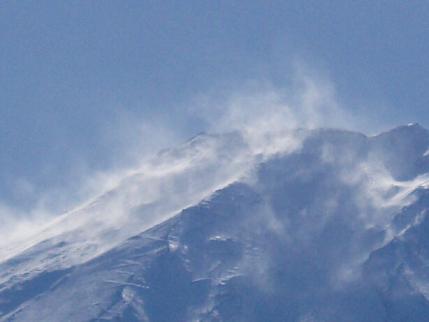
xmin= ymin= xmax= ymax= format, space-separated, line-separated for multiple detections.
xmin=2 ymin=125 xmax=429 ymax=322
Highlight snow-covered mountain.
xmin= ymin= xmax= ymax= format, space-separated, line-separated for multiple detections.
xmin=2 ymin=124 xmax=429 ymax=321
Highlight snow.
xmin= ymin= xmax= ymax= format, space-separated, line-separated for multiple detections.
xmin=2 ymin=125 xmax=429 ymax=321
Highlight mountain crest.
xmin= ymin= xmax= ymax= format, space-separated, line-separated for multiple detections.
xmin=2 ymin=125 xmax=429 ymax=321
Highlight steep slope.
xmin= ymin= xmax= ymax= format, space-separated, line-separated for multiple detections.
xmin=2 ymin=125 xmax=429 ymax=321
xmin=0 ymin=132 xmax=252 ymax=280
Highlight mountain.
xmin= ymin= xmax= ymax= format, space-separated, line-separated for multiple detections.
xmin=2 ymin=124 xmax=429 ymax=321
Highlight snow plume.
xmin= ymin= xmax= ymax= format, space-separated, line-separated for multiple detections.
xmin=190 ymin=66 xmax=355 ymax=156
xmin=226 ymin=122 xmax=429 ymax=293
xmin=0 ymin=132 xmax=253 ymax=265
xmin=0 ymin=67 xmax=388 ymax=268
xmin=3 ymin=69 xmax=429 ymax=322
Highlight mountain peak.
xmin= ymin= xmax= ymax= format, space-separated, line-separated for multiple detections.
xmin=376 ymin=122 xmax=428 ymax=137
xmin=3 ymin=125 xmax=429 ymax=321
xmin=407 ymin=122 xmax=424 ymax=128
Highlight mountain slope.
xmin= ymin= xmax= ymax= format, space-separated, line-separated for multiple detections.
xmin=2 ymin=124 xmax=429 ymax=321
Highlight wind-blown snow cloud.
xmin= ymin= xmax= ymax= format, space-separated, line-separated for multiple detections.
xmin=4 ymin=64 xmax=429 ymax=322
xmin=0 ymin=66 xmax=408 ymax=274
xmin=190 ymin=65 xmax=356 ymax=154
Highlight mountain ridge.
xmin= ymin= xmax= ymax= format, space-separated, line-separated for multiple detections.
xmin=2 ymin=124 xmax=429 ymax=321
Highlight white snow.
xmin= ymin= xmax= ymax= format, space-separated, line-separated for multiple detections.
xmin=2 ymin=125 xmax=429 ymax=321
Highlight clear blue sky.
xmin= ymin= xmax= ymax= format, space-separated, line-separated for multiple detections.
xmin=1 ymin=1 xmax=429 ymax=210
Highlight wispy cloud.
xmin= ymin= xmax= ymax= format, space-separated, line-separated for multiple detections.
xmin=0 ymin=65 xmax=413 ymax=276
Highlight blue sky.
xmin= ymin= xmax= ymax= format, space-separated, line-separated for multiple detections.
xmin=1 ymin=1 xmax=429 ymax=211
